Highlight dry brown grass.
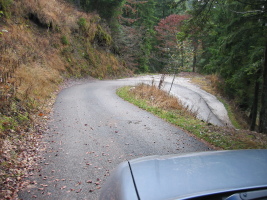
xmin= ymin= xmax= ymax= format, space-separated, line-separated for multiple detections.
xmin=0 ymin=0 xmax=130 ymax=112
xmin=16 ymin=64 xmax=62 ymax=98
xmin=1 ymin=21 xmax=63 ymax=109
xmin=14 ymin=0 xmax=85 ymax=32
xmin=131 ymin=83 xmax=184 ymax=110
xmin=179 ymin=72 xmax=224 ymax=96
xmin=0 ymin=1 xmax=132 ymax=198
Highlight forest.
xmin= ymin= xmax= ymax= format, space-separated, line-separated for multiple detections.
xmin=67 ymin=0 xmax=267 ymax=134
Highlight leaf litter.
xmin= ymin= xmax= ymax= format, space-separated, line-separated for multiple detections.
xmin=0 ymin=119 xmax=47 ymax=199
xmin=1 ymin=78 xmax=103 ymax=199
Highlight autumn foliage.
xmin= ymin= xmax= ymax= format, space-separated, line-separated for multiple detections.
xmin=155 ymin=14 xmax=189 ymax=51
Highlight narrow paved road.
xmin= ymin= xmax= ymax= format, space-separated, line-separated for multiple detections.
xmin=19 ymin=79 xmax=211 ymax=200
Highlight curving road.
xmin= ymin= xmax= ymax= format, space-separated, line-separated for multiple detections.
xmin=19 ymin=78 xmax=212 ymax=200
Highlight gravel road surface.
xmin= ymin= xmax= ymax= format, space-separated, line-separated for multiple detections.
xmin=19 ymin=78 xmax=212 ymax=200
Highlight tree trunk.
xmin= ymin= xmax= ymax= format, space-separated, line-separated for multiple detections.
xmin=192 ymin=38 xmax=198 ymax=72
xmin=259 ymin=42 xmax=267 ymax=134
xmin=169 ymin=73 xmax=176 ymax=94
xmin=181 ymin=41 xmax=184 ymax=69
xmin=158 ymin=74 xmax=165 ymax=89
xmin=76 ymin=0 xmax=80 ymax=8
xmin=250 ymin=72 xmax=260 ymax=131
xmin=192 ymin=47 xmax=197 ymax=72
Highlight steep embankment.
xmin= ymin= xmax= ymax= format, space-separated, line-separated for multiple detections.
xmin=0 ymin=0 xmax=131 ymax=198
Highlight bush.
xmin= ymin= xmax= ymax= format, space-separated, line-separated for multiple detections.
xmin=0 ymin=0 xmax=12 ymax=17
xmin=95 ymin=25 xmax=112 ymax=46
xmin=61 ymin=35 xmax=69 ymax=45
xmin=77 ymin=17 xmax=87 ymax=30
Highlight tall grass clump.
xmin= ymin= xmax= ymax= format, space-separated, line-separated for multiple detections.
xmin=130 ymin=83 xmax=183 ymax=110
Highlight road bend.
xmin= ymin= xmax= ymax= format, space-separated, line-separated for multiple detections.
xmin=19 ymin=79 xmax=211 ymax=200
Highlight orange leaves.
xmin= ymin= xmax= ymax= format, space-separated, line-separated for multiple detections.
xmin=155 ymin=14 xmax=190 ymax=49
xmin=38 ymin=113 xmax=44 ymax=117
xmin=155 ymin=14 xmax=189 ymax=34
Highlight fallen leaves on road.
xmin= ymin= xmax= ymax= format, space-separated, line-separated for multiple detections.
xmin=76 ymin=188 xmax=82 ymax=193
xmin=0 ymin=123 xmax=45 ymax=199
xmin=60 ymin=186 xmax=67 ymax=190
xmin=0 ymin=78 xmax=100 ymax=199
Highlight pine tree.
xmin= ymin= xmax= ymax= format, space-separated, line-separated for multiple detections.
xmin=181 ymin=0 xmax=267 ymax=133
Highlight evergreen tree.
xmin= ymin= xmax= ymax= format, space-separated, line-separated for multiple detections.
xmin=118 ymin=0 xmax=158 ymax=72
xmin=135 ymin=0 xmax=158 ymax=72
xmin=69 ymin=0 xmax=126 ymax=23
xmin=181 ymin=0 xmax=267 ymax=133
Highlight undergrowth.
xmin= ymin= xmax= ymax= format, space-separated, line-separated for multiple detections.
xmin=117 ymin=84 xmax=267 ymax=150
xmin=0 ymin=0 xmax=132 ymax=198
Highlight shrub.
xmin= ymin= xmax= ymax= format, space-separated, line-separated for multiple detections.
xmin=77 ymin=17 xmax=87 ymax=30
xmin=61 ymin=35 xmax=69 ymax=45
xmin=95 ymin=25 xmax=112 ymax=46
xmin=0 ymin=0 xmax=12 ymax=17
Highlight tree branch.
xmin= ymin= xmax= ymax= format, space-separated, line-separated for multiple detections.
xmin=235 ymin=0 xmax=265 ymax=6
xmin=228 ymin=9 xmax=264 ymax=15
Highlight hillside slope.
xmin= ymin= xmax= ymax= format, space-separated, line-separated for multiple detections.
xmin=0 ymin=0 xmax=131 ymax=198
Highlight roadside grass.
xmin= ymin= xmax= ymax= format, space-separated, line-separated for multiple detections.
xmin=218 ymin=97 xmax=242 ymax=129
xmin=117 ymin=84 xmax=267 ymax=150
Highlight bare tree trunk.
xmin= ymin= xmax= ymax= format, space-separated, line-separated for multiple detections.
xmin=193 ymin=48 xmax=197 ymax=72
xmin=259 ymin=42 xmax=267 ymax=134
xmin=169 ymin=73 xmax=176 ymax=94
xmin=250 ymin=71 xmax=260 ymax=131
xmin=192 ymin=38 xmax=198 ymax=72
xmin=181 ymin=41 xmax=184 ymax=69
xmin=76 ymin=0 xmax=80 ymax=8
xmin=158 ymin=74 xmax=165 ymax=89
